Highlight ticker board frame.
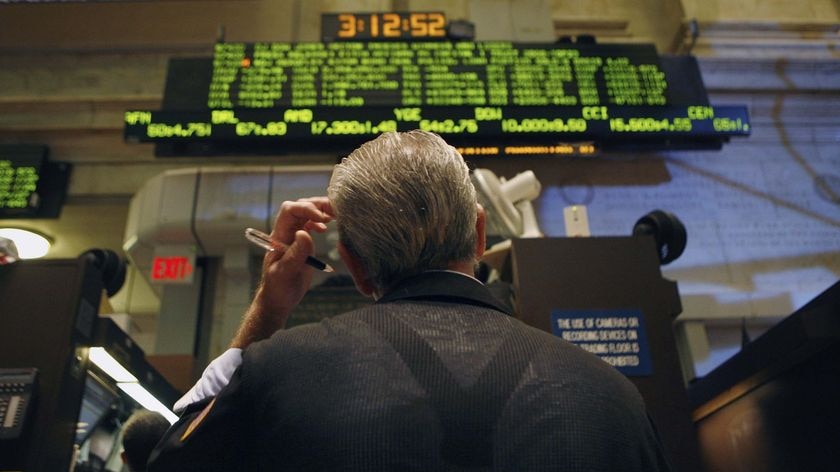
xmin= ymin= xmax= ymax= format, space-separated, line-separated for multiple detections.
xmin=129 ymin=40 xmax=751 ymax=156
xmin=124 ymin=104 xmax=750 ymax=156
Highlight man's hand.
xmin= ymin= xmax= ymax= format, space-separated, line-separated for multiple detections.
xmin=231 ymin=197 xmax=333 ymax=348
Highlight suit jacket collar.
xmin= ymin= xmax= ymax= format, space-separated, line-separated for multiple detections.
xmin=376 ymin=271 xmax=512 ymax=316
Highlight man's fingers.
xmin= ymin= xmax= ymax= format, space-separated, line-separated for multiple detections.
xmin=304 ymin=221 xmax=329 ymax=233
xmin=282 ymin=231 xmax=315 ymax=266
xmin=261 ymin=242 xmax=286 ymax=271
xmin=272 ymin=198 xmax=333 ymax=243
xmin=262 ymin=230 xmax=314 ymax=275
xmin=298 ymin=196 xmax=335 ymax=217
xmin=279 ymin=200 xmax=332 ymax=224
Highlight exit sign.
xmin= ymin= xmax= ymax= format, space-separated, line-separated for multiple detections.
xmin=151 ymin=255 xmax=195 ymax=284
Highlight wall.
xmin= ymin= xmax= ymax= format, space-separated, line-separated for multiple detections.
xmin=682 ymin=0 xmax=840 ymax=22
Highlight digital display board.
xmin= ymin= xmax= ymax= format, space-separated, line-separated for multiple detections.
xmin=0 ymin=155 xmax=41 ymax=215
xmin=206 ymin=41 xmax=671 ymax=109
xmin=0 ymin=145 xmax=70 ymax=219
xmin=124 ymin=41 xmax=750 ymax=156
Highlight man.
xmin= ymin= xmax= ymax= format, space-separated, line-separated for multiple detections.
xmin=149 ymin=131 xmax=670 ymax=471
xmin=121 ymin=410 xmax=170 ymax=472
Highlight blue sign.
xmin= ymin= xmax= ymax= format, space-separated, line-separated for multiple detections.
xmin=550 ymin=309 xmax=653 ymax=376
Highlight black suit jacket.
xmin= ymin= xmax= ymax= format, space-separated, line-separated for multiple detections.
xmin=149 ymin=271 xmax=670 ymax=471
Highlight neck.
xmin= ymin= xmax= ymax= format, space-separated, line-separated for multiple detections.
xmin=378 ymin=262 xmax=477 ymax=297
xmin=446 ymin=260 xmax=478 ymax=278
xmin=372 ymin=262 xmax=477 ymax=301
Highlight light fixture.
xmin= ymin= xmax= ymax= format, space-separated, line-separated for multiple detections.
xmin=88 ymin=347 xmax=138 ymax=383
xmin=0 ymin=228 xmax=51 ymax=259
xmin=88 ymin=347 xmax=178 ymax=424
xmin=117 ymin=382 xmax=179 ymax=424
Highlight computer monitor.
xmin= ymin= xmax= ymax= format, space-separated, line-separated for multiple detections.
xmin=74 ymin=373 xmax=119 ymax=445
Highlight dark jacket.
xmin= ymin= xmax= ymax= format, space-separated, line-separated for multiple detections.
xmin=149 ymin=271 xmax=670 ymax=471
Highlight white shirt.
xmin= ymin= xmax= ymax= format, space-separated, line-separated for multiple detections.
xmin=173 ymin=348 xmax=242 ymax=413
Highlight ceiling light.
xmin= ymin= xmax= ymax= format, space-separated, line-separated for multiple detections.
xmin=0 ymin=228 xmax=51 ymax=259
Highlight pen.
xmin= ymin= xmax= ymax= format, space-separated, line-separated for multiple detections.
xmin=244 ymin=227 xmax=335 ymax=272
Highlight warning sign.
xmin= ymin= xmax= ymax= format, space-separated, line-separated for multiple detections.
xmin=550 ymin=309 xmax=652 ymax=376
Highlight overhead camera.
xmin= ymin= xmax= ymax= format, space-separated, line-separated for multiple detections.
xmin=472 ymin=169 xmax=543 ymax=239
xmin=81 ymin=248 xmax=127 ymax=297
xmin=632 ymin=210 xmax=687 ymax=265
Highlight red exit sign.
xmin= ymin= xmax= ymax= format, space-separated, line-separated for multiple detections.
xmin=151 ymin=256 xmax=194 ymax=283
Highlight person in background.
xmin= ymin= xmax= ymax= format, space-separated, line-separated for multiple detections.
xmin=121 ymin=410 xmax=169 ymax=472
xmin=149 ymin=130 xmax=671 ymax=471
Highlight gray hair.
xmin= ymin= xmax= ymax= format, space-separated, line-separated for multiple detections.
xmin=328 ymin=130 xmax=478 ymax=294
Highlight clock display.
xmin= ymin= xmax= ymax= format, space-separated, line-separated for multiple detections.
xmin=322 ymin=12 xmax=447 ymax=41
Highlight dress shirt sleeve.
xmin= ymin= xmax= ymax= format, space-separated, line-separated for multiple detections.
xmin=173 ymin=348 xmax=243 ymax=413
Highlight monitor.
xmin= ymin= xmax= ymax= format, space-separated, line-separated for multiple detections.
xmin=75 ymin=372 xmax=119 ymax=446
xmin=0 ymin=145 xmax=70 ymax=219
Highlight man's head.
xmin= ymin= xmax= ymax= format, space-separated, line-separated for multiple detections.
xmin=121 ymin=410 xmax=170 ymax=472
xmin=328 ymin=130 xmax=483 ymax=297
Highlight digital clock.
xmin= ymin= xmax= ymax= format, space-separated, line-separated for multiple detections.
xmin=322 ymin=12 xmax=447 ymax=41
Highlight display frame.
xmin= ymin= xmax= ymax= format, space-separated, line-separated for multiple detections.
xmin=123 ymin=40 xmax=751 ymax=156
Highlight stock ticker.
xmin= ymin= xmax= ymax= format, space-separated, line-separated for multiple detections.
xmin=0 ymin=145 xmax=70 ymax=219
xmin=124 ymin=41 xmax=751 ymax=156
xmin=0 ymin=158 xmax=40 ymax=216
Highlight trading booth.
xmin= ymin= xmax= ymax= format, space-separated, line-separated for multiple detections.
xmin=0 ymin=254 xmax=179 ymax=471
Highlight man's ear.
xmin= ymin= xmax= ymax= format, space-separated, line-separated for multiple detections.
xmin=475 ymin=203 xmax=487 ymax=259
xmin=338 ymin=242 xmax=376 ymax=297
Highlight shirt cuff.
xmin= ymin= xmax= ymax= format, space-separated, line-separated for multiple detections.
xmin=173 ymin=348 xmax=243 ymax=413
